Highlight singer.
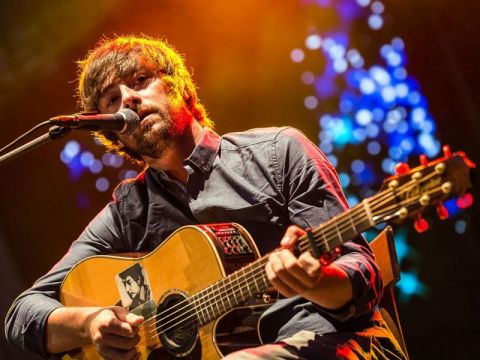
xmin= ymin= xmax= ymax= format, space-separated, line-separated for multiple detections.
xmin=5 ymin=36 xmax=406 ymax=359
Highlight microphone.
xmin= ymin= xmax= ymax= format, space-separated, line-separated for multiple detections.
xmin=49 ymin=108 xmax=140 ymax=134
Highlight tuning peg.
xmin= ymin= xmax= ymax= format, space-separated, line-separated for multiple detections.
xmin=436 ymin=202 xmax=449 ymax=220
xmin=419 ymin=154 xmax=428 ymax=167
xmin=442 ymin=145 xmax=451 ymax=158
xmin=395 ymin=162 xmax=410 ymax=175
xmin=414 ymin=215 xmax=429 ymax=233
xmin=457 ymin=193 xmax=474 ymax=209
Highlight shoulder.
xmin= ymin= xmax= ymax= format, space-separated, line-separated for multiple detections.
xmin=111 ymin=168 xmax=148 ymax=203
xmin=220 ymin=126 xmax=309 ymax=149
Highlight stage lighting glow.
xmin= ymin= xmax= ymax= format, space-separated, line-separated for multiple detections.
xmin=80 ymin=151 xmax=94 ymax=167
xmin=301 ymin=71 xmax=315 ymax=84
xmin=304 ymin=95 xmax=319 ymax=109
xmin=329 ymin=44 xmax=346 ymax=59
xmin=305 ymin=34 xmax=322 ymax=50
xmin=320 ymin=141 xmax=333 ymax=154
xmin=400 ymin=137 xmax=415 ymax=152
xmin=359 ymin=77 xmax=376 ymax=94
xmin=339 ymin=97 xmax=354 ymax=113
xmin=371 ymin=1 xmax=385 ymax=14
xmin=355 ymin=109 xmax=373 ymax=126
xmin=64 ymin=140 xmax=80 ymax=159
xmin=393 ymin=67 xmax=407 ymax=80
xmin=356 ymin=0 xmax=371 ymax=7
xmin=351 ymin=159 xmax=365 ymax=173
xmin=89 ymin=159 xmax=103 ymax=174
xmin=95 ymin=177 xmax=110 ymax=192
xmin=367 ymin=141 xmax=381 ymax=155
xmin=398 ymin=272 xmax=427 ymax=303
xmin=353 ymin=128 xmax=367 ymax=142
xmin=369 ymin=66 xmax=390 ymax=86
xmin=388 ymin=146 xmax=403 ymax=160
xmin=381 ymin=158 xmax=395 ymax=174
xmin=328 ymin=154 xmax=338 ymax=167
xmin=290 ymin=48 xmax=305 ymax=63
xmin=381 ymin=86 xmax=396 ymax=102
xmin=366 ymin=123 xmax=379 ymax=137
xmin=339 ymin=172 xmax=351 ymax=187
xmin=368 ymin=14 xmax=383 ymax=30
xmin=295 ymin=0 xmax=449 ymax=302
xmin=386 ymin=51 xmax=402 ymax=67
xmin=408 ymin=91 xmax=421 ymax=104
xmin=395 ymin=83 xmax=409 ymax=97
xmin=347 ymin=49 xmax=364 ymax=68
xmin=455 ymin=220 xmax=467 ymax=234
xmin=333 ymin=59 xmax=348 ymax=73
xmin=346 ymin=193 xmax=359 ymax=206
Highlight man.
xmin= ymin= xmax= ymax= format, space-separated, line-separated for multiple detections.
xmin=5 ymin=36 xmax=405 ymax=359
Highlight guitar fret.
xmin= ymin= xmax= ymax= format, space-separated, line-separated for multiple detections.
xmin=195 ymin=293 xmax=206 ymax=326
xmin=232 ymin=272 xmax=239 ymax=305
xmin=242 ymin=267 xmax=253 ymax=298
xmin=321 ymin=230 xmax=330 ymax=252
xmin=348 ymin=213 xmax=357 ymax=234
xmin=207 ymin=286 xmax=215 ymax=321
xmin=217 ymin=281 xmax=226 ymax=313
xmin=362 ymin=199 xmax=375 ymax=227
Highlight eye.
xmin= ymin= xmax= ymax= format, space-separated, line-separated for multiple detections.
xmin=107 ymin=95 xmax=120 ymax=108
xmin=133 ymin=74 xmax=152 ymax=89
xmin=137 ymin=74 xmax=148 ymax=83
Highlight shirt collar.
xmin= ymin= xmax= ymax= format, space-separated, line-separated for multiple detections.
xmin=183 ymin=127 xmax=221 ymax=175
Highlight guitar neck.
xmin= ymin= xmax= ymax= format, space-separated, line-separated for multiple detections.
xmin=189 ymin=151 xmax=475 ymax=325
xmin=189 ymin=200 xmax=375 ymax=326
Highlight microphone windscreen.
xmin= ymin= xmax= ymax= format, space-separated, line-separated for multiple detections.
xmin=118 ymin=108 xmax=141 ymax=135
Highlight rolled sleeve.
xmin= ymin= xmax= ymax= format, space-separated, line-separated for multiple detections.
xmin=275 ymin=127 xmax=383 ymax=320
xmin=4 ymin=201 xmax=124 ymax=358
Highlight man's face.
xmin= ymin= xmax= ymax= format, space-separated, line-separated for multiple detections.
xmin=123 ymin=275 xmax=141 ymax=299
xmin=97 ymin=68 xmax=191 ymax=159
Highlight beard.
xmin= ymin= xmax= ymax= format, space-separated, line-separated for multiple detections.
xmin=118 ymin=104 xmax=191 ymax=159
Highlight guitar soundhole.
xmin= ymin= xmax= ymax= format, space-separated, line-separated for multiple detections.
xmin=157 ymin=291 xmax=198 ymax=357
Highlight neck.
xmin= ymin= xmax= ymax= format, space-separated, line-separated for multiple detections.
xmin=143 ymin=120 xmax=203 ymax=184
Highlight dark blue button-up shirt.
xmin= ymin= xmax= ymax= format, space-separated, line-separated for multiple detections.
xmin=5 ymin=127 xmax=382 ymax=357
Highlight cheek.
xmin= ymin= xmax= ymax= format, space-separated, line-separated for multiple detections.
xmin=171 ymin=106 xmax=193 ymax=133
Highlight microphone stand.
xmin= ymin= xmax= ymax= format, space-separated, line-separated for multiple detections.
xmin=0 ymin=125 xmax=71 ymax=166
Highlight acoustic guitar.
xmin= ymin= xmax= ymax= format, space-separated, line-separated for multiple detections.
xmin=61 ymin=150 xmax=474 ymax=359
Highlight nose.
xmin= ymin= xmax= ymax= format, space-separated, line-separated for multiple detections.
xmin=119 ymin=84 xmax=141 ymax=110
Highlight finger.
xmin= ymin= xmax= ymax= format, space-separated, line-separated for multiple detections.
xmin=269 ymin=251 xmax=310 ymax=294
xmin=280 ymin=225 xmax=306 ymax=248
xmin=112 ymin=307 xmax=144 ymax=327
xmin=97 ymin=333 xmax=140 ymax=350
xmin=272 ymin=250 xmax=318 ymax=293
xmin=297 ymin=251 xmax=322 ymax=280
xmin=266 ymin=258 xmax=296 ymax=297
xmin=97 ymin=345 xmax=138 ymax=360
xmin=93 ymin=311 xmax=136 ymax=339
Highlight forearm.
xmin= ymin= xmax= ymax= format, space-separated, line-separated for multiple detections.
xmin=305 ymin=263 xmax=353 ymax=310
xmin=46 ymin=306 xmax=100 ymax=354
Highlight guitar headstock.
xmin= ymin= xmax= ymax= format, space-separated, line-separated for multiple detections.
xmin=376 ymin=148 xmax=475 ymax=229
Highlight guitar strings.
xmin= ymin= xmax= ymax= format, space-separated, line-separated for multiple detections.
xmin=138 ymin=173 xmax=436 ymax=340
xmin=135 ymin=171 xmax=443 ymax=346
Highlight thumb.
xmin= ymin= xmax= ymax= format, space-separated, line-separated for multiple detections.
xmin=111 ymin=306 xmax=144 ymax=327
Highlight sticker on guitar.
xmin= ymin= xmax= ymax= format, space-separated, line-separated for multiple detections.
xmin=115 ymin=263 xmax=153 ymax=313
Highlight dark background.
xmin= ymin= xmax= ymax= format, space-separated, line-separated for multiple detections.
xmin=0 ymin=1 xmax=479 ymax=358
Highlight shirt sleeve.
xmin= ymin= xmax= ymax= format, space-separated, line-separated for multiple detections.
xmin=274 ymin=127 xmax=383 ymax=321
xmin=4 ymin=201 xmax=125 ymax=358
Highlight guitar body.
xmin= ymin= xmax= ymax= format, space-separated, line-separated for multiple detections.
xmin=61 ymin=223 xmax=266 ymax=360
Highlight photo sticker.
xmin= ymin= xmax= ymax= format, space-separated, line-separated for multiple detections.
xmin=115 ymin=263 xmax=152 ymax=310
